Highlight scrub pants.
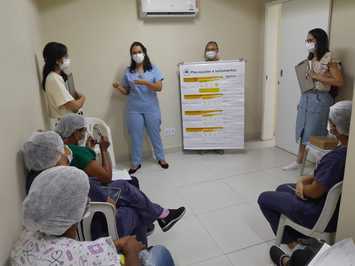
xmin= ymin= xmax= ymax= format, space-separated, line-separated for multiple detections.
xmin=127 ymin=111 xmax=165 ymax=167
xmin=257 ymin=184 xmax=320 ymax=244
xmin=89 ymin=179 xmax=164 ymax=245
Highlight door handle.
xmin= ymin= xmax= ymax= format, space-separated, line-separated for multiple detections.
xmin=280 ymin=69 xmax=284 ymax=77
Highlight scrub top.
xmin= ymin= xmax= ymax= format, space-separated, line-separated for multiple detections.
xmin=10 ymin=230 xmax=122 ymax=266
xmin=68 ymin=144 xmax=96 ymax=170
xmin=298 ymin=146 xmax=347 ymax=231
xmin=121 ymin=65 xmax=164 ymax=114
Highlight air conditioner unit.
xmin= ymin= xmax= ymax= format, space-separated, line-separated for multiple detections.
xmin=139 ymin=0 xmax=199 ymax=18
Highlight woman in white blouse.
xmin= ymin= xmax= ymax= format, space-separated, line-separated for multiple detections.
xmin=42 ymin=42 xmax=86 ymax=123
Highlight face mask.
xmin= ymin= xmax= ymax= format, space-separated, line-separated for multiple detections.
xmin=206 ymin=51 xmax=217 ymax=60
xmin=306 ymin=42 xmax=316 ymax=53
xmin=132 ymin=53 xmax=145 ymax=64
xmin=60 ymin=58 xmax=71 ymax=74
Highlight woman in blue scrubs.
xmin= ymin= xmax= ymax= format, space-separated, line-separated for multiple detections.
xmin=113 ymin=42 xmax=168 ymax=174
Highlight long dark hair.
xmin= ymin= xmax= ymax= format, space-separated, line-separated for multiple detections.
xmin=307 ymin=28 xmax=329 ymax=61
xmin=129 ymin=41 xmax=153 ymax=73
xmin=42 ymin=42 xmax=68 ymax=90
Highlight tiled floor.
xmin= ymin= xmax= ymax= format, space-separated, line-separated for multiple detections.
xmin=122 ymin=146 xmax=314 ymax=266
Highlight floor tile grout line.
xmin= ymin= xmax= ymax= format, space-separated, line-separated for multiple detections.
xmin=223 ymin=239 xmax=276 ymax=256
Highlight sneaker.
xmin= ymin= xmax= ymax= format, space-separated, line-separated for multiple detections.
xmin=158 ymin=207 xmax=186 ymax=232
xmin=282 ymin=161 xmax=301 ymax=171
xmin=146 ymin=223 xmax=155 ymax=237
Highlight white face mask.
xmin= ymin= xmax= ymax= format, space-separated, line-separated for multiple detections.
xmin=306 ymin=42 xmax=316 ymax=53
xmin=206 ymin=51 xmax=217 ymax=60
xmin=132 ymin=53 xmax=145 ymax=64
xmin=60 ymin=58 xmax=71 ymax=74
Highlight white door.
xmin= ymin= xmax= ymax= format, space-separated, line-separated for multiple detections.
xmin=261 ymin=3 xmax=282 ymax=141
xmin=275 ymin=0 xmax=332 ymax=154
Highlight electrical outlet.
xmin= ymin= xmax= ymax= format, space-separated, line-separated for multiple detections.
xmin=164 ymin=127 xmax=176 ymax=137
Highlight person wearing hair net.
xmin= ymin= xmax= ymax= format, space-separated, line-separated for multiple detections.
xmin=52 ymin=113 xmax=185 ymax=242
xmin=10 ymin=166 xmax=175 ymax=266
xmin=257 ymin=100 xmax=352 ymax=258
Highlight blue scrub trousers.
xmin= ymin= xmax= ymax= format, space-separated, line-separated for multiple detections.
xmin=127 ymin=111 xmax=165 ymax=166
xmin=258 ymin=184 xmax=320 ymax=244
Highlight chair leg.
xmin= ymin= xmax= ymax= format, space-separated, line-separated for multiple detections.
xmin=300 ymin=147 xmax=309 ymax=176
xmin=275 ymin=216 xmax=286 ymax=246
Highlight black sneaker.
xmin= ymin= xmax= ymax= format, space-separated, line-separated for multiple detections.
xmin=146 ymin=223 xmax=155 ymax=237
xmin=158 ymin=207 xmax=186 ymax=232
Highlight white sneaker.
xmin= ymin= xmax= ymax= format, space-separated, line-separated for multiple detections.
xmin=282 ymin=161 xmax=301 ymax=171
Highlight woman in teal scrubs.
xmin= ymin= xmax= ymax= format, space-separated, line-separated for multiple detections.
xmin=113 ymin=42 xmax=168 ymax=174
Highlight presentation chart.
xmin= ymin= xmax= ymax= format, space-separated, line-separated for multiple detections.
xmin=179 ymin=60 xmax=245 ymax=150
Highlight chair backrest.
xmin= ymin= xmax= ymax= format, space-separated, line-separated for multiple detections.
xmin=313 ymin=181 xmax=343 ymax=232
xmin=85 ymin=117 xmax=117 ymax=169
xmin=78 ymin=202 xmax=119 ymax=241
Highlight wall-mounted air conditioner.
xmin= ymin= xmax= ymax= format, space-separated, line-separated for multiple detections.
xmin=139 ymin=0 xmax=199 ymax=18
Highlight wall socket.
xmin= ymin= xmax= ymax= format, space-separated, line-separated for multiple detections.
xmin=164 ymin=127 xmax=176 ymax=137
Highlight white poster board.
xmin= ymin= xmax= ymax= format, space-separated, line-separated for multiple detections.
xmin=179 ymin=60 xmax=245 ymax=150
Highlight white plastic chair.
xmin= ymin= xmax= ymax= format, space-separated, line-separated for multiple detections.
xmin=77 ymin=202 xmax=119 ymax=241
xmin=275 ymin=181 xmax=343 ymax=245
xmin=85 ymin=117 xmax=117 ymax=169
xmin=300 ymin=144 xmax=333 ymax=176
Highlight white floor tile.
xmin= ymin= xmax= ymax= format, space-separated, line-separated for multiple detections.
xmin=197 ymin=204 xmax=274 ymax=253
xmin=149 ymin=215 xmax=224 ymax=266
xmin=180 ymin=181 xmax=246 ymax=213
xmin=189 ymin=255 xmax=233 ymax=266
xmin=228 ymin=242 xmax=274 ymax=266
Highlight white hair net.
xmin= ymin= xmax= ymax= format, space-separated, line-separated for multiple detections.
xmin=23 ymin=131 xmax=64 ymax=171
xmin=329 ymin=100 xmax=353 ymax=136
xmin=55 ymin=113 xmax=85 ymax=138
xmin=23 ymin=166 xmax=90 ymax=236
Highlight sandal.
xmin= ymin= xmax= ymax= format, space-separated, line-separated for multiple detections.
xmin=158 ymin=160 xmax=169 ymax=169
xmin=128 ymin=164 xmax=141 ymax=174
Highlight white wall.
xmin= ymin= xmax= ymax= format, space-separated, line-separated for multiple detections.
xmin=0 ymin=0 xmax=44 ymax=263
xmin=36 ymin=0 xmax=265 ymax=161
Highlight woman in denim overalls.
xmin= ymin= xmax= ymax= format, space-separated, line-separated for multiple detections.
xmin=283 ymin=28 xmax=344 ymax=170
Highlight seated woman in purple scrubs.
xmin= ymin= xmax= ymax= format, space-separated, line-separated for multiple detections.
xmin=258 ymin=100 xmax=352 ymax=250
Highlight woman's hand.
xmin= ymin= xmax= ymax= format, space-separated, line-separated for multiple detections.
xmin=86 ymin=136 xmax=97 ymax=149
xmin=295 ymin=181 xmax=305 ymax=200
xmin=113 ymin=82 xmax=129 ymax=95
xmin=310 ymin=71 xmax=322 ymax=81
xmin=99 ymin=136 xmax=110 ymax=151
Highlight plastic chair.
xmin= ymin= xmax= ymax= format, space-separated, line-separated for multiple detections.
xmin=275 ymin=181 xmax=343 ymax=245
xmin=85 ymin=117 xmax=117 ymax=169
xmin=77 ymin=202 xmax=119 ymax=241
xmin=300 ymin=144 xmax=333 ymax=176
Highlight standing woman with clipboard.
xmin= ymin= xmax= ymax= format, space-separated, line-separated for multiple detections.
xmin=283 ymin=28 xmax=344 ymax=171
xmin=113 ymin=42 xmax=169 ymax=174
xmin=42 ymin=42 xmax=86 ymax=128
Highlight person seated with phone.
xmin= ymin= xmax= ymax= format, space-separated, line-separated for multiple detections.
xmin=54 ymin=114 xmax=186 ymax=240
xmin=24 ymin=130 xmax=186 ymax=245
xmin=258 ymin=101 xmax=352 ymax=250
